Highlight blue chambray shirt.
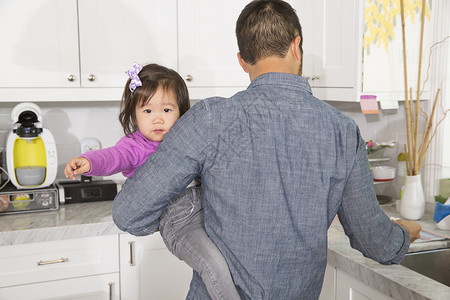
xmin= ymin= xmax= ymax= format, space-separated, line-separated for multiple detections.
xmin=113 ymin=72 xmax=409 ymax=300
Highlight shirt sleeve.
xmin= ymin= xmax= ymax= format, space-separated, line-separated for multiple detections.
xmin=112 ymin=102 xmax=210 ymax=236
xmin=337 ymin=125 xmax=410 ymax=264
xmin=81 ymin=136 xmax=149 ymax=177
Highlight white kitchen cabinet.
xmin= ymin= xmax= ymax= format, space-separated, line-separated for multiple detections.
xmin=178 ymin=0 xmax=364 ymax=101
xmin=77 ymin=0 xmax=177 ymax=88
xmin=0 ymin=0 xmax=364 ymax=102
xmin=0 ymin=235 xmax=120 ymax=299
xmin=0 ymin=0 xmax=177 ymax=102
xmin=336 ymin=269 xmax=395 ymax=300
xmin=119 ymin=232 xmax=193 ymax=300
xmin=0 ymin=273 xmax=120 ymax=300
xmin=292 ymin=0 xmax=364 ymax=101
xmin=177 ymin=0 xmax=251 ymax=100
xmin=0 ymin=0 xmax=79 ymax=88
xmin=319 ymin=263 xmax=337 ymax=300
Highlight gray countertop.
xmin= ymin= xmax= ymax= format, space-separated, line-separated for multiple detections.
xmin=328 ymin=203 xmax=450 ymax=300
xmin=0 ymin=201 xmax=121 ymax=246
xmin=0 ymin=201 xmax=449 ymax=299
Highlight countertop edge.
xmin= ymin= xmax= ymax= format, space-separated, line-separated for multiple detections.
xmin=0 ymin=221 xmax=123 ymax=247
xmin=327 ymin=232 xmax=450 ymax=300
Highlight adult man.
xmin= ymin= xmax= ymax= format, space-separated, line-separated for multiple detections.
xmin=113 ymin=1 xmax=421 ymax=299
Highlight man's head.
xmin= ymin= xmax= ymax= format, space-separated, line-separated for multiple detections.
xmin=236 ymin=0 xmax=303 ymax=74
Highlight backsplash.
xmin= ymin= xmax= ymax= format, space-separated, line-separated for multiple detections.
xmin=0 ymin=102 xmax=124 ymax=181
xmin=0 ymin=100 xmax=419 ymax=186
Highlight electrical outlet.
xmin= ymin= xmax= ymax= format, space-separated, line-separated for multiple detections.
xmin=80 ymin=137 xmax=101 ymax=154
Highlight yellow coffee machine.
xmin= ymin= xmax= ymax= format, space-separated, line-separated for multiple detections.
xmin=6 ymin=103 xmax=57 ymax=189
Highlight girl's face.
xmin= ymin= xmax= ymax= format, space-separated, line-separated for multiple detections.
xmin=135 ymin=88 xmax=181 ymax=142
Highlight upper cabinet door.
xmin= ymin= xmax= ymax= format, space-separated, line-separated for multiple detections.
xmin=291 ymin=1 xmax=315 ymax=80
xmin=312 ymin=0 xmax=359 ymax=89
xmin=292 ymin=0 xmax=363 ymax=101
xmin=78 ymin=0 xmax=177 ymax=88
xmin=178 ymin=0 xmax=251 ymax=98
xmin=0 ymin=0 xmax=80 ymax=88
xmin=293 ymin=0 xmax=360 ymax=88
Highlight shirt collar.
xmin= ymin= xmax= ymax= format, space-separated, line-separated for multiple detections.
xmin=247 ymin=72 xmax=312 ymax=95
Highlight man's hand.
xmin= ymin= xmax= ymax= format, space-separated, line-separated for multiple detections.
xmin=391 ymin=217 xmax=422 ymax=243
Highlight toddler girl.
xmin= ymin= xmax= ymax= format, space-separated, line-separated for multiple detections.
xmin=64 ymin=63 xmax=240 ymax=300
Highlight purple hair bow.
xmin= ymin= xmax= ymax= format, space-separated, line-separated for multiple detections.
xmin=126 ymin=62 xmax=143 ymax=92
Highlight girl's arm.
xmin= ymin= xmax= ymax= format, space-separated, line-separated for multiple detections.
xmin=72 ymin=134 xmax=157 ymax=178
xmin=81 ymin=139 xmax=148 ymax=177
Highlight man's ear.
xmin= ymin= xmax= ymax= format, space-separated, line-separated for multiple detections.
xmin=290 ymin=36 xmax=302 ymax=63
xmin=237 ymin=52 xmax=249 ymax=73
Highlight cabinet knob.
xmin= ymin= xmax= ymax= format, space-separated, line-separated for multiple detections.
xmin=67 ymin=74 xmax=76 ymax=82
xmin=87 ymin=74 xmax=96 ymax=81
xmin=185 ymin=74 xmax=193 ymax=82
xmin=312 ymin=75 xmax=320 ymax=80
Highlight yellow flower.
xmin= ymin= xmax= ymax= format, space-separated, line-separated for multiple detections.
xmin=364 ymin=0 xmax=430 ymax=53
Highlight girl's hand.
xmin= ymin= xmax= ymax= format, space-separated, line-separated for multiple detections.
xmin=64 ymin=157 xmax=91 ymax=180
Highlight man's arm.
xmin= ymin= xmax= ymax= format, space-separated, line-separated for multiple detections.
xmin=338 ymin=127 xmax=411 ymax=264
xmin=112 ymin=102 xmax=210 ymax=236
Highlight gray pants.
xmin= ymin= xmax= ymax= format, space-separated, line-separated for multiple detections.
xmin=159 ymin=186 xmax=240 ymax=300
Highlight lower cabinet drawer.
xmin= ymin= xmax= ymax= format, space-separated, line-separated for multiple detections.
xmin=0 ymin=235 xmax=119 ymax=288
xmin=0 ymin=272 xmax=120 ymax=300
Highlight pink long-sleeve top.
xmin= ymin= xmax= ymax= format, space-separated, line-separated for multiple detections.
xmin=81 ymin=131 xmax=159 ymax=178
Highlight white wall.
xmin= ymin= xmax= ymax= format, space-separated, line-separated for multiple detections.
xmin=1 ymin=99 xmax=416 ymax=199
xmin=327 ymin=101 xmax=421 ymax=201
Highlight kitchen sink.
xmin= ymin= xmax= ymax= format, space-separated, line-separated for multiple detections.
xmin=400 ymin=248 xmax=450 ymax=287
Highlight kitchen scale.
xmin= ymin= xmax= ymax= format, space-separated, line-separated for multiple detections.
xmin=0 ymin=182 xmax=59 ymax=215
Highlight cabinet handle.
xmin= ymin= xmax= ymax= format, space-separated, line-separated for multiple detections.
xmin=128 ymin=241 xmax=134 ymax=266
xmin=185 ymin=74 xmax=193 ymax=82
xmin=67 ymin=75 xmax=76 ymax=82
xmin=108 ymin=282 xmax=113 ymax=300
xmin=37 ymin=257 xmax=69 ymax=266
xmin=87 ymin=74 xmax=96 ymax=81
xmin=312 ymin=75 xmax=320 ymax=80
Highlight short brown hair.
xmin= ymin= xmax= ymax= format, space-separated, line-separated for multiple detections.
xmin=119 ymin=64 xmax=190 ymax=136
xmin=236 ymin=0 xmax=303 ymax=70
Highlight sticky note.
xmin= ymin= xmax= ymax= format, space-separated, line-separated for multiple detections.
xmin=360 ymin=95 xmax=379 ymax=114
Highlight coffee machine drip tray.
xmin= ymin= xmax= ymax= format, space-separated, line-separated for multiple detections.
xmin=0 ymin=182 xmax=59 ymax=215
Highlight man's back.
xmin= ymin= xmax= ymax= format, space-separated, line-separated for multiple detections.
xmin=183 ymin=72 xmax=408 ymax=299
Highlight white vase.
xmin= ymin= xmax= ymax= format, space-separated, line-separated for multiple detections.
xmin=400 ymin=174 xmax=425 ymax=220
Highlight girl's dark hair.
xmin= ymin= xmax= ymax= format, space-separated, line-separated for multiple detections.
xmin=119 ymin=64 xmax=190 ymax=136
xmin=236 ymin=0 xmax=303 ymax=72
